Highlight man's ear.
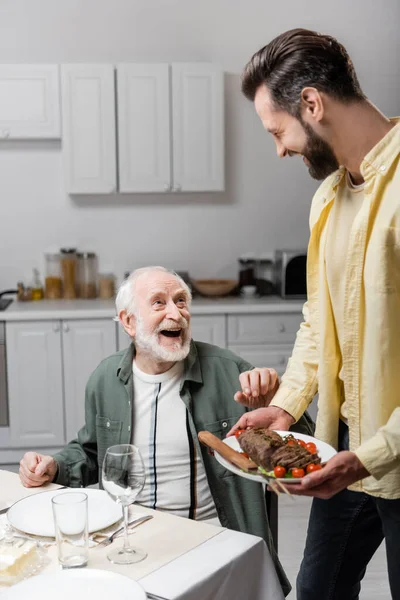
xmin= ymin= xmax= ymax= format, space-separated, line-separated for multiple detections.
xmin=300 ymin=87 xmax=325 ymax=124
xmin=119 ymin=310 xmax=136 ymax=338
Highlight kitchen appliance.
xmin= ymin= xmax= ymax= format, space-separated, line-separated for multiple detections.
xmin=0 ymin=289 xmax=17 ymax=311
xmin=275 ymin=250 xmax=307 ymax=299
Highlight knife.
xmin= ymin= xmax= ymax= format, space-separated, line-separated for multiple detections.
xmin=198 ymin=431 xmax=259 ymax=472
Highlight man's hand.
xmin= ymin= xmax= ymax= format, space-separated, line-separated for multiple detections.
xmin=234 ymin=368 xmax=279 ymax=410
xmin=290 ymin=451 xmax=370 ymax=499
xmin=19 ymin=452 xmax=58 ymax=488
xmin=227 ymin=405 xmax=295 ymax=436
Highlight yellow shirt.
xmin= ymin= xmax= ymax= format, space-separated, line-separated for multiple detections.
xmin=325 ymin=173 xmax=365 ymax=422
xmin=271 ymin=119 xmax=400 ymax=499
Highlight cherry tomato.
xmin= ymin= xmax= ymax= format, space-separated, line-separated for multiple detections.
xmin=306 ymin=463 xmax=322 ymax=474
xmin=305 ymin=442 xmax=317 ymax=454
xmin=287 ymin=440 xmax=297 ymax=447
xmin=291 ymin=468 xmax=306 ymax=478
xmin=234 ymin=429 xmax=246 ymax=438
xmin=273 ymin=466 xmax=287 ymax=478
xmin=297 ymin=439 xmax=307 ymax=448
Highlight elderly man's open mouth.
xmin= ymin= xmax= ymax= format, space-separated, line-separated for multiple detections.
xmin=159 ymin=329 xmax=182 ymax=339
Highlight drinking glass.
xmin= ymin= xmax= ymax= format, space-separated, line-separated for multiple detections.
xmin=102 ymin=444 xmax=147 ymax=564
xmin=52 ymin=492 xmax=88 ymax=568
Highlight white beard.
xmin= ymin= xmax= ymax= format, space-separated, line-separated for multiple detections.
xmin=134 ymin=316 xmax=191 ymax=362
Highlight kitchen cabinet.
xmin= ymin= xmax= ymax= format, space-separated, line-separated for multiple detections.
xmin=5 ymin=319 xmax=117 ymax=449
xmin=117 ymin=64 xmax=171 ymax=193
xmin=61 ymin=64 xmax=117 ymax=194
xmin=63 ymin=62 xmax=224 ymax=194
xmin=62 ymin=319 xmax=117 ymax=441
xmin=172 ymin=63 xmax=224 ymax=192
xmin=228 ymin=344 xmax=293 ymax=375
xmin=6 ymin=321 xmax=64 ymax=447
xmin=0 ymin=65 xmax=60 ymax=139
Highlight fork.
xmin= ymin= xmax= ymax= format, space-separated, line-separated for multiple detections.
xmin=94 ymin=515 xmax=152 ymax=547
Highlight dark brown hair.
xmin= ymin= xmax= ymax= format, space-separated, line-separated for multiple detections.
xmin=242 ymin=28 xmax=365 ymax=116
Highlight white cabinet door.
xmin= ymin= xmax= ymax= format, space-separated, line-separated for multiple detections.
xmin=172 ymin=63 xmax=224 ymax=192
xmin=0 ymin=65 xmax=60 ymax=139
xmin=62 ymin=319 xmax=117 ymax=441
xmin=228 ymin=344 xmax=293 ymax=375
xmin=191 ymin=315 xmax=226 ymax=347
xmin=6 ymin=321 xmax=64 ymax=447
xmin=117 ymin=64 xmax=171 ymax=192
xmin=61 ymin=64 xmax=116 ymax=194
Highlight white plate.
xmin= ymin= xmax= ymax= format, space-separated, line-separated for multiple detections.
xmin=215 ymin=430 xmax=337 ymax=484
xmin=8 ymin=488 xmax=122 ymax=537
xmin=1 ymin=568 xmax=146 ymax=600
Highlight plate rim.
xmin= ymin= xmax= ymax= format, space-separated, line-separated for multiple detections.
xmin=7 ymin=487 xmax=122 ymax=537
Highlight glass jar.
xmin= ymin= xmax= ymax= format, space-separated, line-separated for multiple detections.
xmin=77 ymin=252 xmax=98 ymax=299
xmin=98 ymin=273 xmax=115 ymax=299
xmin=238 ymin=258 xmax=256 ymax=287
xmin=60 ymin=248 xmax=78 ymax=299
xmin=45 ymin=253 xmax=62 ymax=299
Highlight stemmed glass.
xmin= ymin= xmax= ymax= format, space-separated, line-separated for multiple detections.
xmin=102 ymin=444 xmax=147 ymax=564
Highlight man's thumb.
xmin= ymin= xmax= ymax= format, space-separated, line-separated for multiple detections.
xmin=35 ymin=457 xmax=51 ymax=476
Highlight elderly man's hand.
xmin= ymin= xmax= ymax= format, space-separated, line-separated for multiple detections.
xmin=234 ymin=368 xmax=279 ymax=410
xmin=289 ymin=451 xmax=370 ymax=499
xmin=19 ymin=452 xmax=58 ymax=488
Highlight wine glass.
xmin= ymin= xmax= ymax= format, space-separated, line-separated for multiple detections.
xmin=102 ymin=444 xmax=147 ymax=564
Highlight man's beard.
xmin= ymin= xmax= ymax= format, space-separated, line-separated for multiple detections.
xmin=134 ymin=315 xmax=191 ymax=362
xmin=300 ymin=120 xmax=339 ymax=180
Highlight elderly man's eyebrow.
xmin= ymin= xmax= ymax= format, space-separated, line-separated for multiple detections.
xmin=174 ymin=289 xmax=189 ymax=299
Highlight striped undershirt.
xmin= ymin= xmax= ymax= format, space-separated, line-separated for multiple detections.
xmin=132 ymin=360 xmax=220 ymax=525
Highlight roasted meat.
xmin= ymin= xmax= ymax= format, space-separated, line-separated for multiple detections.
xmin=238 ymin=428 xmax=321 ymax=471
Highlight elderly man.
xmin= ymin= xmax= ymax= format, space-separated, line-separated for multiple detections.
xmin=19 ymin=266 xmax=313 ymax=595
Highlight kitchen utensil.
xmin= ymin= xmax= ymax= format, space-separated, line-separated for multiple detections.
xmin=213 ymin=433 xmax=337 ymax=484
xmin=198 ymin=431 xmax=258 ymax=472
xmin=191 ymin=279 xmax=237 ymax=297
xmin=1 ymin=568 xmax=147 ymax=600
xmin=102 ymin=444 xmax=147 ymax=564
xmin=7 ymin=488 xmax=122 ymax=537
xmin=52 ymin=492 xmax=89 ymax=568
xmin=94 ymin=514 xmax=153 ymax=547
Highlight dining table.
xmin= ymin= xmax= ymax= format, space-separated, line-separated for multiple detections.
xmin=0 ymin=470 xmax=285 ymax=600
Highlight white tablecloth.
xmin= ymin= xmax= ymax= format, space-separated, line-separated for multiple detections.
xmin=0 ymin=471 xmax=285 ymax=600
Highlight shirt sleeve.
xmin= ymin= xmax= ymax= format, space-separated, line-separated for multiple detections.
xmin=355 ymin=407 xmax=400 ymax=479
xmin=269 ymin=301 xmax=319 ymax=422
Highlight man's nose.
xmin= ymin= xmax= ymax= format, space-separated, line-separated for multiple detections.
xmin=276 ymin=140 xmax=288 ymax=158
xmin=165 ymin=301 xmax=182 ymax=320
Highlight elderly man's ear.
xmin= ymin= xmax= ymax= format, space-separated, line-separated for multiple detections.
xmin=119 ymin=310 xmax=136 ymax=338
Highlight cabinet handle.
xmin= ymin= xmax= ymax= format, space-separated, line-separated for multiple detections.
xmin=279 ymin=357 xmax=287 ymax=365
xmin=53 ymin=323 xmax=60 ymax=333
xmin=278 ymin=323 xmax=286 ymax=333
xmin=2 ymin=130 xmax=10 ymax=139
xmin=63 ymin=323 xmax=70 ymax=333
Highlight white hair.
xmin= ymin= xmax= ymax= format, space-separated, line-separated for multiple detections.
xmin=115 ymin=266 xmax=192 ymax=321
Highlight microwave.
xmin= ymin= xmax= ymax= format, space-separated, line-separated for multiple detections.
xmin=275 ymin=250 xmax=307 ymax=299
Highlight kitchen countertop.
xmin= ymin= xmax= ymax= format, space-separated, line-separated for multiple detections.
xmin=0 ymin=296 xmax=305 ymax=321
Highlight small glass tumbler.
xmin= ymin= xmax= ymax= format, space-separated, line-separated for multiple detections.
xmin=52 ymin=492 xmax=89 ymax=569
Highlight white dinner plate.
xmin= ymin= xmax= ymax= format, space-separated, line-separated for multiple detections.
xmin=8 ymin=488 xmax=122 ymax=537
xmin=1 ymin=568 xmax=146 ymax=600
xmin=215 ymin=430 xmax=337 ymax=484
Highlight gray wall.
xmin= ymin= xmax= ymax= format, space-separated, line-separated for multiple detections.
xmin=0 ymin=0 xmax=399 ymax=287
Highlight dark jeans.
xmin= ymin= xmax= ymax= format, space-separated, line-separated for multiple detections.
xmin=297 ymin=420 xmax=400 ymax=600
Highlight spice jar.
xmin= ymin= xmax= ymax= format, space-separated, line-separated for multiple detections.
xmin=98 ymin=274 xmax=116 ymax=299
xmin=60 ymin=248 xmax=77 ymax=299
xmin=45 ymin=253 xmax=62 ymax=299
xmin=77 ymin=252 xmax=98 ymax=299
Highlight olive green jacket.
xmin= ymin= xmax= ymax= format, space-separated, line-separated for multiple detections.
xmin=54 ymin=341 xmax=314 ymax=596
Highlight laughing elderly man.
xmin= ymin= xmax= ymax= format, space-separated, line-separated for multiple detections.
xmin=19 ymin=266 xmax=313 ymax=595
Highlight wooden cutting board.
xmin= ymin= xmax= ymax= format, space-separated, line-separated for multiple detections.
xmin=198 ymin=431 xmax=259 ymax=472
